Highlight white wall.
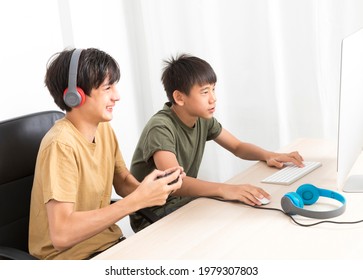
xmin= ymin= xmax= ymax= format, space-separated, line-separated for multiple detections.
xmin=1 ymin=0 xmax=363 ymax=237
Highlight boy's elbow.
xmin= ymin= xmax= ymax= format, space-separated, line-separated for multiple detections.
xmin=50 ymin=233 xmax=73 ymax=251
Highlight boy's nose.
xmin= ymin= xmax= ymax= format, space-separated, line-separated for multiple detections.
xmin=113 ymin=89 xmax=120 ymax=101
xmin=210 ymin=92 xmax=216 ymax=102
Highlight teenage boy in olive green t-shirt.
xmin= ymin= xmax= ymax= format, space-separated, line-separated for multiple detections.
xmin=130 ymin=54 xmax=304 ymax=232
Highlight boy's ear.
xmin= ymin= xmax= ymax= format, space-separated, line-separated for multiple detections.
xmin=172 ymin=90 xmax=184 ymax=105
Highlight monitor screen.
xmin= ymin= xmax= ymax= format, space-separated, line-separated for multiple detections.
xmin=337 ymin=27 xmax=363 ymax=192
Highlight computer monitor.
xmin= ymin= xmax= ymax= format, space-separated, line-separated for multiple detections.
xmin=337 ymin=27 xmax=363 ymax=192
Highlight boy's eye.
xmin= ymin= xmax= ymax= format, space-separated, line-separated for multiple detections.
xmin=201 ymin=88 xmax=209 ymax=94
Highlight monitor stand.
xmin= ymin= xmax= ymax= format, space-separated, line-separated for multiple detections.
xmin=343 ymin=174 xmax=363 ymax=192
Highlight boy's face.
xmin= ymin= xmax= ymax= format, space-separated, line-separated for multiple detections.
xmin=183 ymin=83 xmax=216 ymax=119
xmin=81 ymin=77 xmax=120 ymax=123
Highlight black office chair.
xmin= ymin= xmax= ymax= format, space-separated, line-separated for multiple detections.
xmin=0 ymin=111 xmax=65 ymax=260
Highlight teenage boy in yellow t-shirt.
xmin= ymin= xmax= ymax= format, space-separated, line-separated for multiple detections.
xmin=28 ymin=48 xmax=184 ymax=260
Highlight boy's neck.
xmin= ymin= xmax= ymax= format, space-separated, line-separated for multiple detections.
xmin=171 ymin=105 xmax=197 ymax=128
xmin=65 ymin=111 xmax=98 ymax=143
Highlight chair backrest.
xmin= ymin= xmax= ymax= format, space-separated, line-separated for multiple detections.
xmin=0 ymin=111 xmax=65 ymax=253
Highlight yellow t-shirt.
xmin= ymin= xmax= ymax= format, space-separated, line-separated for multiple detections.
xmin=29 ymin=118 xmax=127 ymax=260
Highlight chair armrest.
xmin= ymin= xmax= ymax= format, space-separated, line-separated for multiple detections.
xmin=0 ymin=246 xmax=38 ymax=260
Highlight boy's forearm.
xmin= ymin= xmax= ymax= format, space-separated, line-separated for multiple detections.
xmin=235 ymin=142 xmax=272 ymax=162
xmin=171 ymin=176 xmax=224 ymax=198
xmin=113 ymin=172 xmax=139 ymax=197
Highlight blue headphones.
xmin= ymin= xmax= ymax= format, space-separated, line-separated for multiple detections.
xmin=281 ymin=184 xmax=346 ymax=219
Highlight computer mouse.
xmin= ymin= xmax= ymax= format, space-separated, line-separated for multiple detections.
xmin=256 ymin=197 xmax=270 ymax=205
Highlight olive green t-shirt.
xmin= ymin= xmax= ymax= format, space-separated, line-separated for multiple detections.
xmin=29 ymin=118 xmax=127 ymax=260
xmin=130 ymin=102 xmax=222 ymax=231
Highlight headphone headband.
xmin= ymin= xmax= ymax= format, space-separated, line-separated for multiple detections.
xmin=281 ymin=184 xmax=346 ymax=219
xmin=68 ymin=49 xmax=83 ymax=94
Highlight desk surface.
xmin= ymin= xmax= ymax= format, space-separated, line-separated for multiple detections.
xmin=93 ymin=139 xmax=363 ymax=260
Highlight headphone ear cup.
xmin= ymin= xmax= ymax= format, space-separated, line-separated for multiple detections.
xmin=281 ymin=192 xmax=304 ymax=215
xmin=296 ymin=184 xmax=319 ymax=205
xmin=63 ymin=87 xmax=86 ymax=107
xmin=285 ymin=192 xmax=304 ymax=208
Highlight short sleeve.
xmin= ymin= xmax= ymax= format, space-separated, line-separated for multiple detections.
xmin=38 ymin=142 xmax=78 ymax=204
xmin=141 ymin=125 xmax=176 ymax=162
xmin=207 ymin=117 xmax=222 ymax=141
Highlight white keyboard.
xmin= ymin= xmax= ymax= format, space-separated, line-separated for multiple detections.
xmin=261 ymin=161 xmax=322 ymax=185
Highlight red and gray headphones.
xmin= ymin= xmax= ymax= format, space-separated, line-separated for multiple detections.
xmin=63 ymin=49 xmax=86 ymax=107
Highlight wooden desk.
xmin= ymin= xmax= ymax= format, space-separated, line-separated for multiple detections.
xmin=93 ymin=139 xmax=363 ymax=260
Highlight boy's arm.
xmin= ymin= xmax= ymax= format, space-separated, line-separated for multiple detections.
xmin=214 ymin=128 xmax=304 ymax=168
xmin=46 ymin=169 xmax=183 ymax=251
xmin=113 ymin=169 xmax=140 ymax=197
xmin=153 ymin=150 xmax=270 ymax=206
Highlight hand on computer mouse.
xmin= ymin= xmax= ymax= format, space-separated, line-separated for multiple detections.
xmin=255 ymin=196 xmax=270 ymax=205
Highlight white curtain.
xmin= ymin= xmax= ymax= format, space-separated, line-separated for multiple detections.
xmin=1 ymin=0 xmax=363 ymax=183
xmin=77 ymin=0 xmax=362 ymax=182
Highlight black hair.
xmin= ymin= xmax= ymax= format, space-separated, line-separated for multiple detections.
xmin=161 ymin=54 xmax=217 ymax=104
xmin=44 ymin=48 xmax=120 ymax=111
